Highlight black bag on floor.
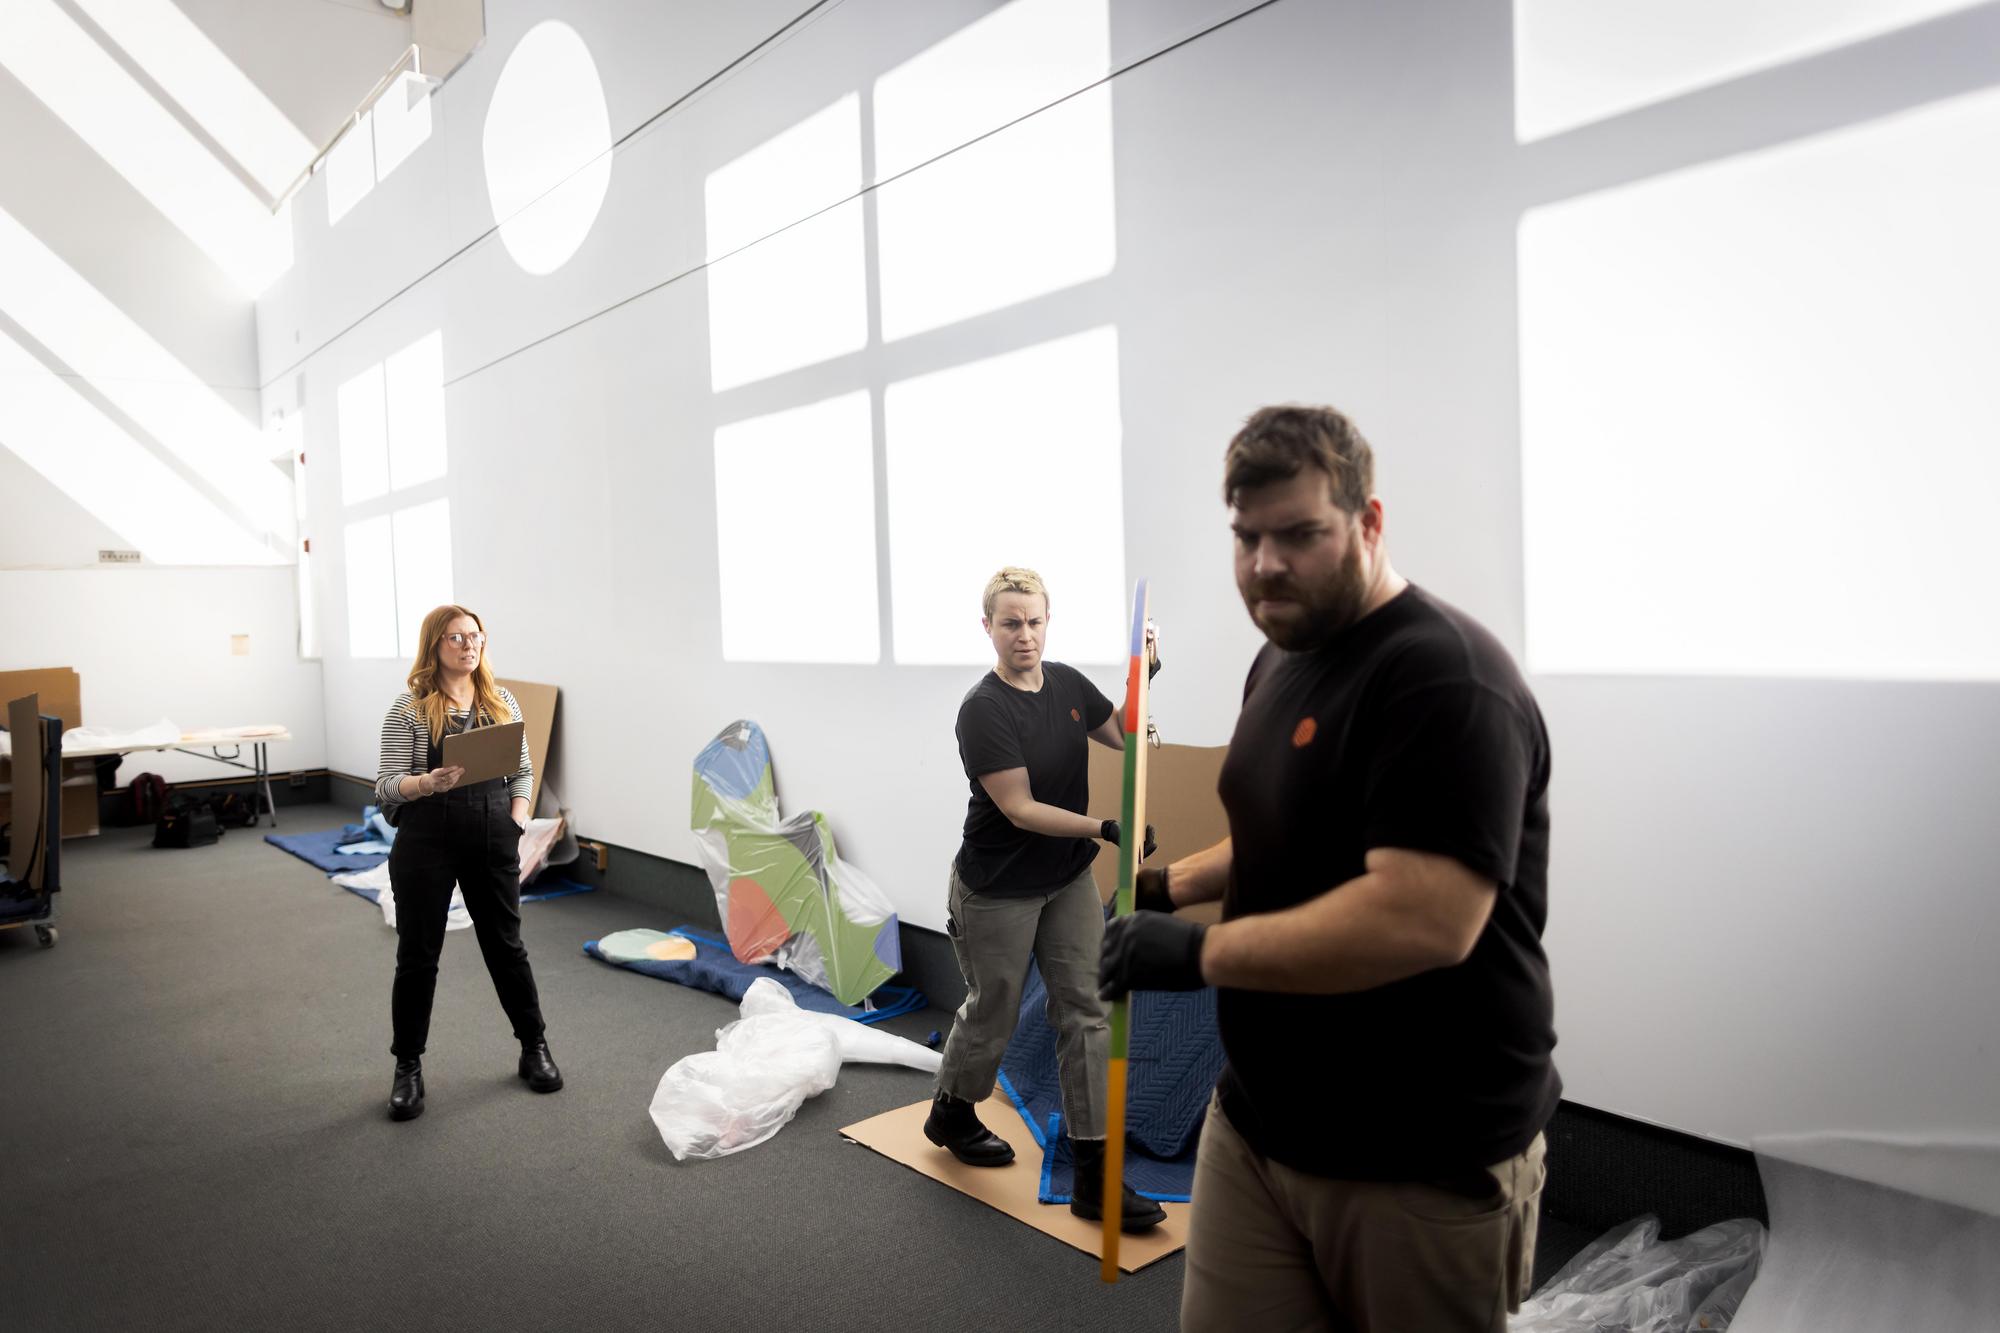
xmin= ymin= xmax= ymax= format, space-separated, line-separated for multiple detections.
xmin=153 ymin=799 xmax=221 ymax=849
xmin=206 ymin=791 xmax=261 ymax=828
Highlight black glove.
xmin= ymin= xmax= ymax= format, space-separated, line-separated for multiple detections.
xmin=1099 ymin=911 xmax=1208 ymax=1000
xmin=1134 ymin=865 xmax=1174 ymax=915
xmin=1099 ymin=820 xmax=1158 ymax=859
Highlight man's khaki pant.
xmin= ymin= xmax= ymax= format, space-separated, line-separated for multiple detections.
xmin=1181 ymin=1095 xmax=1545 ymax=1333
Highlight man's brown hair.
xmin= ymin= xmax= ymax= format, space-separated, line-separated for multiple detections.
xmin=1222 ymin=405 xmax=1374 ymax=513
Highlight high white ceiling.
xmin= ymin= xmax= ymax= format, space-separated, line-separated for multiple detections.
xmin=171 ymin=0 xmax=414 ymax=168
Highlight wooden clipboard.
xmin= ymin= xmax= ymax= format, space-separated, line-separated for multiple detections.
xmin=440 ymin=720 xmax=525 ymax=786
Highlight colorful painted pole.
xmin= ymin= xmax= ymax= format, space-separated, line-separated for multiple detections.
xmin=1103 ymin=577 xmax=1151 ymax=1282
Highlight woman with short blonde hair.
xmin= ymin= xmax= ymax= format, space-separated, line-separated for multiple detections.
xmin=926 ymin=566 xmax=1164 ymax=1232
xmin=375 ymin=604 xmax=558 ymax=1121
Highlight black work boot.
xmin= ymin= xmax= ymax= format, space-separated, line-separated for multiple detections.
xmin=519 ymin=1041 xmax=563 ymax=1093
xmin=922 ymin=1091 xmax=1015 ymax=1166
xmin=388 ymin=1058 xmax=424 ymax=1121
xmin=1069 ymin=1137 xmax=1167 ymax=1232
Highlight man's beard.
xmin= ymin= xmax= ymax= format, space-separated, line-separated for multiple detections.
xmin=1240 ymin=534 xmax=1371 ymax=651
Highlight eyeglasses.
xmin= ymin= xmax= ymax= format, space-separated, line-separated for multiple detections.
xmin=442 ymin=632 xmax=486 ymax=648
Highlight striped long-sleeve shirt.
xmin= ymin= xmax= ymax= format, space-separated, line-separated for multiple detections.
xmin=375 ymin=687 xmax=533 ymax=807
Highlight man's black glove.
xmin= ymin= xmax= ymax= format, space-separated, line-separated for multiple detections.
xmin=1098 ymin=911 xmax=1208 ymax=1000
xmin=1099 ymin=820 xmax=1158 ymax=859
xmin=1134 ymin=865 xmax=1174 ymax=915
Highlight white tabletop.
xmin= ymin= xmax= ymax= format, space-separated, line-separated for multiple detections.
xmin=57 ymin=730 xmax=293 ymax=759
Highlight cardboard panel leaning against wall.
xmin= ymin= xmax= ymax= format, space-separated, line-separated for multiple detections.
xmin=1085 ymin=740 xmax=1227 ymax=926
xmin=0 ymin=667 xmax=96 ymax=839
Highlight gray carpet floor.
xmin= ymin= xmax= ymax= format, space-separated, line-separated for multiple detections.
xmin=0 ymin=805 xmax=1186 ymax=1331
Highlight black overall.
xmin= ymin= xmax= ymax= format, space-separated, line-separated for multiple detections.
xmin=387 ymin=710 xmax=545 ymax=1060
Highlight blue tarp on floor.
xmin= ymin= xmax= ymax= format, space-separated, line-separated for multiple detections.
xmin=584 ymin=925 xmax=925 ymax=1026
xmin=265 ymin=828 xmax=387 ymax=873
xmin=997 ymin=956 xmax=1226 ymax=1203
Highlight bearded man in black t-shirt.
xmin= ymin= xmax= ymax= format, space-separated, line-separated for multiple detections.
xmin=1098 ymin=406 xmax=1560 ymax=1332
xmin=924 ymin=566 xmax=1166 ymax=1233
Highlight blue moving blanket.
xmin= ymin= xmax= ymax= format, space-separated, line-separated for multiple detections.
xmin=584 ymin=926 xmax=924 ymax=1026
xmin=997 ymin=957 xmax=1226 ymax=1203
xmin=266 ymin=828 xmax=387 ymax=873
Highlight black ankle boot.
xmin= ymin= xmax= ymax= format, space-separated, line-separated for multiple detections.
xmin=518 ymin=1041 xmax=563 ymax=1093
xmin=922 ymin=1091 xmax=1015 ymax=1166
xmin=388 ymin=1058 xmax=424 ymax=1121
xmin=1069 ymin=1137 xmax=1167 ymax=1232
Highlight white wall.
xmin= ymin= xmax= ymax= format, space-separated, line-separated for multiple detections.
xmin=0 ymin=568 xmax=325 ymax=783
xmin=265 ymin=0 xmax=2000 ymax=1149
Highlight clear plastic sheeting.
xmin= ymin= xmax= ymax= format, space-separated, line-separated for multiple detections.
xmin=1511 ymin=1215 xmax=1765 ymax=1332
xmin=648 ymin=977 xmax=940 ymax=1162
xmin=330 ymin=817 xmax=565 ymax=932
xmin=517 ymin=815 xmax=564 ymax=884
xmin=691 ymin=720 xmax=901 ymax=1006
xmin=58 ymin=720 xmax=182 ymax=750
xmin=1730 ymin=1136 xmax=2000 ymax=1332
xmin=336 ymin=861 xmax=472 ymax=932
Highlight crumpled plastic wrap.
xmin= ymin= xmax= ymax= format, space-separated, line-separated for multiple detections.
xmin=59 ymin=720 xmax=182 ymax=750
xmin=690 ymin=720 xmax=901 ymax=1006
xmin=1510 ymin=1214 xmax=1765 ymax=1332
xmin=331 ymin=817 xmax=566 ymax=932
xmin=648 ymin=977 xmax=940 ymax=1162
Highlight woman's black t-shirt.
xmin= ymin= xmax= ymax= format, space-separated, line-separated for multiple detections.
xmin=954 ymin=661 xmax=1115 ymax=897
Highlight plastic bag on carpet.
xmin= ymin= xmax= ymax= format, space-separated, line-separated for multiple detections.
xmin=1510 ymin=1214 xmax=1765 ymax=1332
xmin=648 ymin=977 xmax=938 ymax=1161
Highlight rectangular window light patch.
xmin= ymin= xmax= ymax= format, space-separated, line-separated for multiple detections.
xmin=392 ymin=499 xmax=454 ymax=658
xmin=712 ymin=392 xmax=879 ymax=663
xmin=1518 ymin=88 xmax=2000 ymax=680
xmin=343 ymin=515 xmax=398 ymax=658
xmin=885 ymin=327 xmax=1125 ymax=665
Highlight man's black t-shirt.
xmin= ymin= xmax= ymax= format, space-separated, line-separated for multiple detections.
xmin=955 ymin=662 xmax=1115 ymax=897
xmin=1214 ymin=584 xmax=1560 ymax=1179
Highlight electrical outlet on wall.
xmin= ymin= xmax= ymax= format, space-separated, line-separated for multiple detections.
xmin=99 ymin=549 xmax=141 ymax=564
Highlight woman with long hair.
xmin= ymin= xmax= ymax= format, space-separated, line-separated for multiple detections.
xmin=925 ymin=567 xmax=1165 ymax=1232
xmin=374 ymin=604 xmax=559 ymax=1121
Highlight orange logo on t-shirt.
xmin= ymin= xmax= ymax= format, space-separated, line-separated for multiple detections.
xmin=1292 ymin=717 xmax=1318 ymax=747
xmin=1070 ymin=708 xmax=1082 ymax=722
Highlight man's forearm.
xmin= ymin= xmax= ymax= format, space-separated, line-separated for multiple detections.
xmin=1164 ymin=838 xmax=1232 ymax=906
xmin=1199 ymin=868 xmax=1472 ymax=994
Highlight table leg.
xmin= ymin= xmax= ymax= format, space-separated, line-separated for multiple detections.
xmin=258 ymin=742 xmax=279 ymax=828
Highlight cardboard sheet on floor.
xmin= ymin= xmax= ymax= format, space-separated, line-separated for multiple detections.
xmin=841 ymin=1096 xmax=1190 ymax=1272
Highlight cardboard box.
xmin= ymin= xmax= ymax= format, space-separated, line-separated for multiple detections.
xmin=1086 ymin=740 xmax=1229 ymax=925
xmin=0 ymin=668 xmax=97 ymax=839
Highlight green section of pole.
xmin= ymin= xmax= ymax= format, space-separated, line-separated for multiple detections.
xmin=1108 ymin=733 xmax=1139 ymax=1058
